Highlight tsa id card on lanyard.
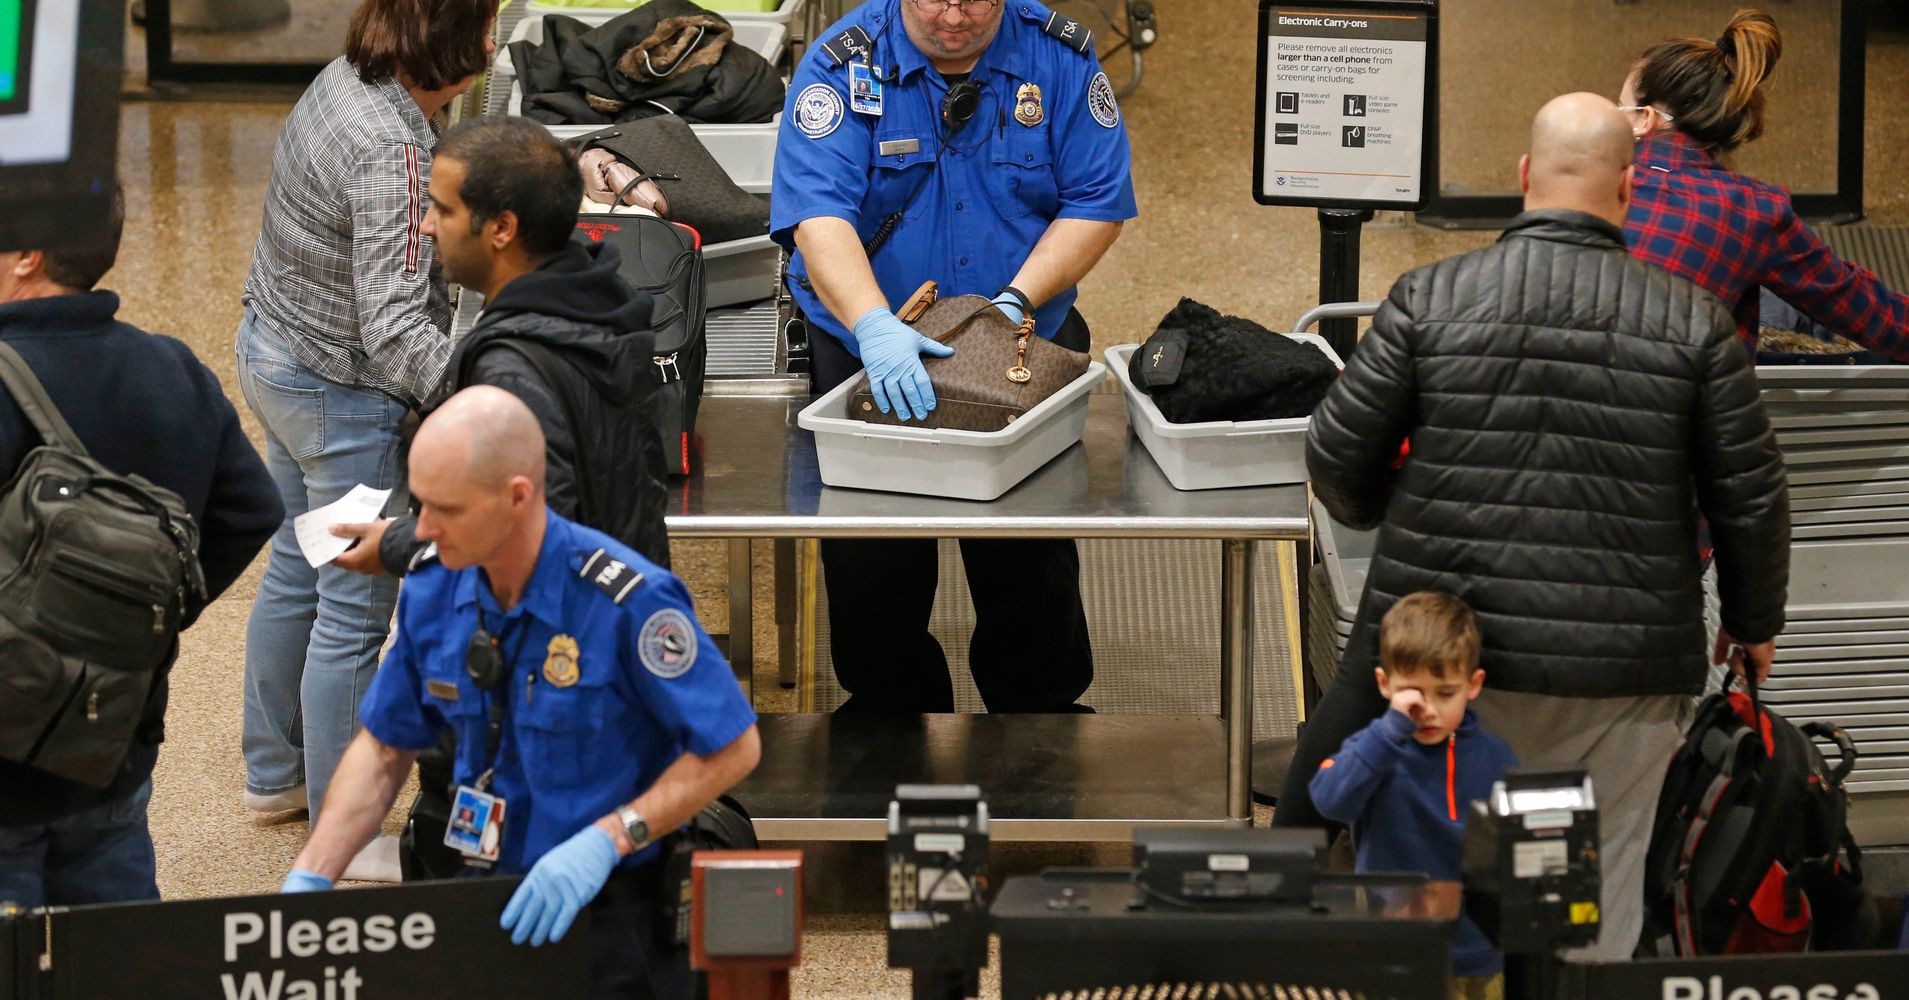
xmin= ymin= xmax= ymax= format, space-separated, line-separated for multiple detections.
xmin=849 ymin=58 xmax=883 ymax=117
xmin=446 ymin=607 xmax=531 ymax=868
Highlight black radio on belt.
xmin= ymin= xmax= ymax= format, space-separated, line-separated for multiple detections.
xmin=1462 ymin=767 xmax=1603 ymax=953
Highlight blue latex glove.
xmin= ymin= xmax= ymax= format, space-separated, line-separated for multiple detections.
xmin=500 ymin=825 xmax=619 ymax=947
xmin=852 ymin=307 xmax=955 ymax=422
xmin=281 ymin=868 xmax=334 ymax=893
xmin=990 ymin=292 xmax=1025 ymax=326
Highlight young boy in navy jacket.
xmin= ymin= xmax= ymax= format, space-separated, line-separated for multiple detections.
xmin=1310 ymin=592 xmax=1518 ymax=999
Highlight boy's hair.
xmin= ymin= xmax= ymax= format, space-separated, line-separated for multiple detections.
xmin=1379 ymin=592 xmax=1480 ymax=680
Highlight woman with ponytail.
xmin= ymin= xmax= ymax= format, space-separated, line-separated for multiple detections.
xmin=1622 ymin=9 xmax=1909 ymax=360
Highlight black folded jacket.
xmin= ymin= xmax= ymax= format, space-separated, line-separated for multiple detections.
xmin=510 ymin=0 xmax=785 ymax=126
xmin=1130 ymin=298 xmax=1338 ymax=423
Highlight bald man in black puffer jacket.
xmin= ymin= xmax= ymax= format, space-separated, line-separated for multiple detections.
xmin=1276 ymin=94 xmax=1790 ymax=960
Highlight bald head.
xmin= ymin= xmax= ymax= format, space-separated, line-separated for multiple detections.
xmin=414 ymin=386 xmax=547 ymax=493
xmin=1521 ymin=93 xmax=1637 ymax=225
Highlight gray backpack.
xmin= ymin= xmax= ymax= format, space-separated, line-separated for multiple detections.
xmin=0 ymin=343 xmax=205 ymax=787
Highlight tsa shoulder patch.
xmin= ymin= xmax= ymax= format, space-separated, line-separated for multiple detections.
xmin=818 ymin=24 xmax=874 ymax=66
xmin=795 ymin=83 xmax=845 ymax=139
xmin=1087 ymin=71 xmax=1119 ymax=128
xmin=1038 ymin=9 xmax=1094 ymax=54
xmin=580 ymin=548 xmax=645 ymax=604
xmin=638 ymin=608 xmax=698 ymax=679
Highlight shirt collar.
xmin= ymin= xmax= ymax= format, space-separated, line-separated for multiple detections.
xmin=0 ymin=290 xmax=121 ymax=333
xmin=453 ymin=508 xmax=569 ymax=629
xmin=1635 ymin=129 xmax=1720 ymax=175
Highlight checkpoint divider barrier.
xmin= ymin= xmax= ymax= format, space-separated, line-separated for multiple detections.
xmin=0 ymin=877 xmax=592 ymax=999
xmin=1556 ymin=952 xmax=1909 ymax=1000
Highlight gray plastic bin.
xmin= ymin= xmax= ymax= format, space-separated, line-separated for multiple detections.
xmin=703 ymin=234 xmax=777 ymax=307
xmin=1104 ymin=335 xmax=1344 ymax=491
xmin=796 ymin=362 xmax=1108 ymax=500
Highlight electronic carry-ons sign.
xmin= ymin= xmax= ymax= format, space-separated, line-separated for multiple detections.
xmin=1253 ymin=0 xmax=1437 ymax=211
xmin=16 ymin=878 xmax=590 ymax=998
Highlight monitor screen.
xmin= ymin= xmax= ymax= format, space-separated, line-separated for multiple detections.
xmin=0 ymin=0 xmax=120 ymax=253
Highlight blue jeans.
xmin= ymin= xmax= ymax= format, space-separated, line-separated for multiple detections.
xmin=0 ymin=781 xmax=158 ymax=908
xmin=235 ymin=309 xmax=407 ymax=820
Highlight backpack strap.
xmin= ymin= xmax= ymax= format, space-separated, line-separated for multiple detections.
xmin=0 ymin=342 xmax=90 ymax=457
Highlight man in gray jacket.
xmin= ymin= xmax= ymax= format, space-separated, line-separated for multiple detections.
xmin=1277 ymin=94 xmax=1790 ymax=960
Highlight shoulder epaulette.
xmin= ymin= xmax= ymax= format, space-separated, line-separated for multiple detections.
xmin=819 ymin=24 xmax=875 ymax=67
xmin=580 ymin=548 xmax=644 ymax=604
xmin=1040 ymin=11 xmax=1094 ymax=55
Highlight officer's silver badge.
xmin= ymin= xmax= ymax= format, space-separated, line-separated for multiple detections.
xmin=1087 ymin=71 xmax=1119 ymax=129
xmin=795 ymin=83 xmax=844 ymax=139
xmin=638 ymin=608 xmax=698 ymax=679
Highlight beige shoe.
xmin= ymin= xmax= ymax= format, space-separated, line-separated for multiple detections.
xmin=243 ymin=785 xmax=307 ymax=813
xmin=341 ymin=833 xmax=403 ymax=883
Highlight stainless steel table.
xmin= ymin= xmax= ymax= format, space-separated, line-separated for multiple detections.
xmin=666 ymin=388 xmax=1310 ymax=841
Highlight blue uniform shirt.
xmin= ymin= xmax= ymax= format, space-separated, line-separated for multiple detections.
xmin=359 ymin=510 xmax=757 ymax=875
xmin=770 ymin=0 xmax=1137 ymax=351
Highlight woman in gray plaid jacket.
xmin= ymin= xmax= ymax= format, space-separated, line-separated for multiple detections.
xmin=234 ymin=0 xmax=494 ymax=882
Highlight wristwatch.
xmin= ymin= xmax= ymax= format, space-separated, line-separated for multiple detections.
xmin=616 ymin=806 xmax=651 ymax=852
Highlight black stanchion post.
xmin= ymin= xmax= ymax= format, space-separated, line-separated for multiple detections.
xmin=1316 ymin=208 xmax=1375 ymax=359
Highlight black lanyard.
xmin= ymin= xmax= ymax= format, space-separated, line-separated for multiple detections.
xmin=465 ymin=603 xmax=535 ymax=792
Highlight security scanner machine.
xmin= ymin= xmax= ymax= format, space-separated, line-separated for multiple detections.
xmin=991 ymin=828 xmax=1458 ymax=1000
xmin=888 ymin=785 xmax=991 ymax=1000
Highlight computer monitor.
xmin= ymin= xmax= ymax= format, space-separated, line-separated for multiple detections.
xmin=0 ymin=0 xmax=122 ymax=253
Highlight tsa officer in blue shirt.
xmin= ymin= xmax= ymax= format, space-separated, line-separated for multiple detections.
xmin=771 ymin=0 xmax=1136 ymax=714
xmin=281 ymin=387 xmax=760 ymax=1000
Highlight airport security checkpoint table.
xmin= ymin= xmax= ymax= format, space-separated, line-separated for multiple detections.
xmin=666 ymin=388 xmax=1312 ymax=841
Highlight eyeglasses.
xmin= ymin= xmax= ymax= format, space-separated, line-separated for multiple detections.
xmin=912 ymin=0 xmax=999 ymax=15
xmin=1616 ymin=105 xmax=1673 ymax=123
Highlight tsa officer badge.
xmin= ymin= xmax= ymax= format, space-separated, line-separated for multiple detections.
xmin=543 ymin=633 xmax=581 ymax=688
xmin=1014 ymin=82 xmax=1043 ymax=127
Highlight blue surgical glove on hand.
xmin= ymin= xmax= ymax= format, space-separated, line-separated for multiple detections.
xmin=281 ymin=868 xmax=334 ymax=893
xmin=852 ymin=307 xmax=955 ymax=422
xmin=500 ymin=825 xmax=619 ymax=947
xmin=990 ymin=292 xmax=1026 ymax=326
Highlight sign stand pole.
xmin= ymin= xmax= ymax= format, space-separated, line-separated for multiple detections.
xmin=1316 ymin=207 xmax=1374 ymax=359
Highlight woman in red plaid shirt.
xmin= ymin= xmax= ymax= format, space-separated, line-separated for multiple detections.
xmin=1620 ymin=9 xmax=1909 ymax=362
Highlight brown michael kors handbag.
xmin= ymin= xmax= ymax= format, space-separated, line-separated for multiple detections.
xmin=849 ymin=281 xmax=1091 ymax=432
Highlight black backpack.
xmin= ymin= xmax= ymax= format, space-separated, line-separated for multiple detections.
xmin=456 ymin=335 xmax=672 ymax=570
xmin=575 ymin=213 xmax=707 ymax=477
xmin=1643 ymin=671 xmax=1877 ymax=955
xmin=0 ymin=344 xmax=205 ymax=787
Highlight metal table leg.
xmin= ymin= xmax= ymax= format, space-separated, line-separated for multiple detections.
xmin=727 ymin=538 xmax=754 ymax=701
xmin=1220 ymin=538 xmax=1254 ymax=825
xmin=774 ymin=538 xmax=798 ymax=688
xmin=1254 ymin=533 xmax=1313 ymax=806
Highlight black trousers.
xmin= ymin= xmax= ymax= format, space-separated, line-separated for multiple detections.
xmin=807 ymin=309 xmax=1096 ymax=713
xmin=588 ymin=866 xmax=694 ymax=1000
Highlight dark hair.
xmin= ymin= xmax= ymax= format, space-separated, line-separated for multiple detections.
xmin=346 ymin=0 xmax=493 ymax=92
xmin=1633 ymin=8 xmax=1783 ymax=154
xmin=1379 ymin=592 xmax=1481 ymax=680
xmin=436 ymin=117 xmax=582 ymax=258
xmin=42 ymin=181 xmax=126 ymax=290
